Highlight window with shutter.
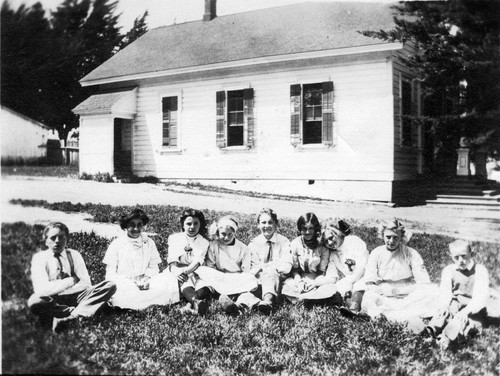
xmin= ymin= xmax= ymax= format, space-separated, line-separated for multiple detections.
xmin=216 ymin=91 xmax=226 ymax=148
xmin=162 ymin=96 xmax=178 ymax=148
xmin=216 ymin=88 xmax=254 ymax=149
xmin=243 ymin=88 xmax=254 ymax=148
xmin=322 ymin=81 xmax=334 ymax=145
xmin=290 ymin=81 xmax=334 ymax=147
xmin=227 ymin=90 xmax=244 ymax=146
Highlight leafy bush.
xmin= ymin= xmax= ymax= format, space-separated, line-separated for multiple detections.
xmin=129 ymin=175 xmax=161 ymax=184
xmin=79 ymin=172 xmax=114 ymax=183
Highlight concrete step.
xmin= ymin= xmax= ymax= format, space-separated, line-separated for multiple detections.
xmin=436 ymin=195 xmax=500 ymax=201
xmin=434 ymin=189 xmax=486 ymax=196
xmin=426 ymin=197 xmax=500 ymax=209
xmin=483 ymin=190 xmax=500 ymax=196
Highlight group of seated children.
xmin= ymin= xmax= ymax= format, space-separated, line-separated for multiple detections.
xmin=28 ymin=208 xmax=496 ymax=349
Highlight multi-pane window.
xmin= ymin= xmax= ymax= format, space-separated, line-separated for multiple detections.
xmin=290 ymin=81 xmax=334 ymax=146
xmin=303 ymin=84 xmax=323 ymax=144
xmin=216 ymin=88 xmax=254 ymax=148
xmin=162 ymin=96 xmax=178 ymax=147
xmin=227 ymin=90 xmax=244 ymax=146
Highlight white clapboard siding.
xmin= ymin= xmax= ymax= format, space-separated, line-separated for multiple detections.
xmin=132 ymin=56 xmax=395 ymax=183
xmin=392 ymin=44 xmax=419 ymax=180
xmin=0 ymin=106 xmax=52 ymax=162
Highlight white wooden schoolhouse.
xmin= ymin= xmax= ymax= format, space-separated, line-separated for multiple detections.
xmin=73 ymin=1 xmax=423 ymax=204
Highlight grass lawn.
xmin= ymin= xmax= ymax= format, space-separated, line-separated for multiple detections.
xmin=2 ymin=203 xmax=500 ymax=375
xmin=1 ymin=165 xmax=79 ymax=178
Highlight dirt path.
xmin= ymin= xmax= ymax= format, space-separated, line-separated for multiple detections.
xmin=2 ymin=175 xmax=499 ymax=243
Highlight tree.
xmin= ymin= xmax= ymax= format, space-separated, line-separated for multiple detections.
xmin=1 ymin=0 xmax=149 ymax=138
xmin=120 ymin=10 xmax=148 ymax=49
xmin=1 ymin=2 xmax=51 ymax=123
xmin=362 ymin=1 xmax=500 ymax=161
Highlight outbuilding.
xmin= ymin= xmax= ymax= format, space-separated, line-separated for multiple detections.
xmin=1 ymin=106 xmax=56 ymax=164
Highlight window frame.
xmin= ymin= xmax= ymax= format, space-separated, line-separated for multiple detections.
xmin=290 ymin=81 xmax=335 ymax=149
xmin=399 ymin=74 xmax=420 ymax=148
xmin=159 ymin=91 xmax=182 ymax=154
xmin=216 ymin=87 xmax=254 ymax=151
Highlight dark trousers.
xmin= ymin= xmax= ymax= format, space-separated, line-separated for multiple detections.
xmin=28 ymin=280 xmax=116 ymax=327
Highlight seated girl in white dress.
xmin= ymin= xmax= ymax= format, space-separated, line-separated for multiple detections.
xmin=321 ymin=219 xmax=369 ymax=307
xmin=103 ymin=209 xmax=179 ymax=310
xmin=167 ymin=209 xmax=211 ymax=316
xmin=349 ymin=219 xmax=440 ymax=330
xmin=194 ymin=215 xmax=258 ymax=315
xmin=282 ymin=213 xmax=336 ymax=304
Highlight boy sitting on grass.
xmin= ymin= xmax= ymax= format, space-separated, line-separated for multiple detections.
xmin=28 ymin=222 xmax=117 ymax=333
xmin=426 ymin=239 xmax=490 ymax=349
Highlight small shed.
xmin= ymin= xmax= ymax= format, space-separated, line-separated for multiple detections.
xmin=1 ymin=106 xmax=53 ymax=164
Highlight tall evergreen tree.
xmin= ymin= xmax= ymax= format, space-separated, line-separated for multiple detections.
xmin=1 ymin=2 xmax=51 ymax=123
xmin=362 ymin=0 xmax=500 ymax=158
xmin=120 ymin=10 xmax=148 ymax=49
xmin=1 ymin=0 xmax=148 ymax=137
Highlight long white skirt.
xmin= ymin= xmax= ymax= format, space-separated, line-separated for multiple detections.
xmin=282 ymin=274 xmax=337 ymax=302
xmin=195 ymin=266 xmax=258 ymax=296
xmin=361 ymin=283 xmax=441 ymax=321
xmin=109 ymin=271 xmax=180 ymax=310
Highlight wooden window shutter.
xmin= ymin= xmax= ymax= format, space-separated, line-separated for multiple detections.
xmin=290 ymin=84 xmax=301 ymax=146
xmin=322 ymin=81 xmax=334 ymax=145
xmin=169 ymin=97 xmax=178 ymax=147
xmin=216 ymin=91 xmax=226 ymax=148
xmin=243 ymin=88 xmax=254 ymax=148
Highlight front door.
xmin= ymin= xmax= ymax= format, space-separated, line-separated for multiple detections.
xmin=113 ymin=118 xmax=132 ymax=176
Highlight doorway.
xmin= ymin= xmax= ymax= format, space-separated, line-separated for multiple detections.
xmin=113 ymin=118 xmax=132 ymax=176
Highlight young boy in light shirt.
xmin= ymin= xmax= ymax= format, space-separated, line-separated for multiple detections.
xmin=28 ymin=222 xmax=116 ymax=333
xmin=426 ymin=239 xmax=490 ymax=349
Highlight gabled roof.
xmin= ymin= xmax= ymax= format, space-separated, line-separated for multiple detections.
xmin=81 ymin=2 xmax=397 ymax=85
xmin=1 ymin=106 xmax=51 ymax=129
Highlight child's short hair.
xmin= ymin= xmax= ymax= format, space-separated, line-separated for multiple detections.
xmin=378 ymin=219 xmax=405 ymax=239
xmin=42 ymin=222 xmax=70 ymax=242
xmin=180 ymin=208 xmax=207 ymax=237
xmin=449 ymin=239 xmax=471 ymax=253
xmin=217 ymin=216 xmax=239 ymax=232
xmin=257 ymin=208 xmax=279 ymax=226
xmin=296 ymin=212 xmax=321 ymax=236
xmin=322 ymin=219 xmax=352 ymax=237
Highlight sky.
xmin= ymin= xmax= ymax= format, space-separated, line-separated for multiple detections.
xmin=6 ymin=0 xmax=397 ymax=31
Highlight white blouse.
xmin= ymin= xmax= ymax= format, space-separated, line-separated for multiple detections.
xmin=103 ymin=233 xmax=161 ymax=280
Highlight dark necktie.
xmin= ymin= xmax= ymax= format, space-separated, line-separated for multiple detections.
xmin=54 ymin=252 xmax=65 ymax=278
xmin=266 ymin=241 xmax=273 ymax=263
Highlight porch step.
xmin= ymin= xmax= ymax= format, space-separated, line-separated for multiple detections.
xmin=435 ymin=195 xmax=500 ymax=201
xmin=426 ymin=195 xmax=500 ymax=210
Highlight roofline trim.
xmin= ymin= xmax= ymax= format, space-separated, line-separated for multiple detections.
xmin=81 ymin=42 xmax=403 ymax=87
xmin=1 ymin=105 xmax=52 ymax=130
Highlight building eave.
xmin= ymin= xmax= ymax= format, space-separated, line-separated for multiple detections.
xmin=80 ymin=43 xmax=403 ymax=87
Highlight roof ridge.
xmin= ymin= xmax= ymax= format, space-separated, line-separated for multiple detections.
xmin=150 ymin=1 xmax=379 ymax=31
